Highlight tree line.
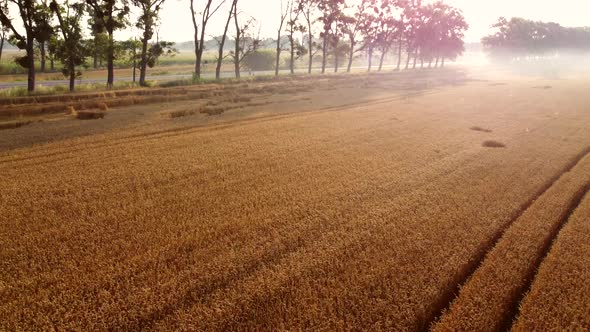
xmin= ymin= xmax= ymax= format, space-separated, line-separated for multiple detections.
xmin=193 ymin=0 xmax=469 ymax=79
xmin=483 ymin=17 xmax=590 ymax=59
xmin=0 ymin=0 xmax=469 ymax=93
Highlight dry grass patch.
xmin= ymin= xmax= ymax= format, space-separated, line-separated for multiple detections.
xmin=482 ymin=140 xmax=506 ymax=148
xmin=75 ymin=110 xmax=106 ymax=120
xmin=166 ymin=109 xmax=197 ymax=119
xmin=0 ymin=120 xmax=33 ymax=130
xmin=97 ymin=102 xmax=109 ymax=111
xmin=200 ymin=105 xmax=226 ymax=116
xmin=231 ymin=95 xmax=252 ymax=103
xmin=470 ymin=126 xmax=492 ymax=133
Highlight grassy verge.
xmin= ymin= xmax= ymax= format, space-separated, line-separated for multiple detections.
xmin=0 ymin=81 xmax=147 ymax=98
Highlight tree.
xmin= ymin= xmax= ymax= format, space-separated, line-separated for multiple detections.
xmin=275 ymin=0 xmax=289 ymax=76
xmin=120 ymin=38 xmax=141 ymax=84
xmin=47 ymin=34 xmax=58 ymax=70
xmin=230 ymin=4 xmax=257 ymax=78
xmin=85 ymin=0 xmax=129 ymax=88
xmin=286 ymin=0 xmax=305 ymax=74
xmin=0 ymin=0 xmax=9 ymax=63
xmin=50 ymin=0 xmax=87 ymax=92
xmin=132 ymin=0 xmax=165 ymax=86
xmin=86 ymin=4 xmax=108 ymax=69
xmin=402 ymin=0 xmax=420 ymax=69
xmin=481 ymin=17 xmax=588 ymax=61
xmin=190 ymin=0 xmax=225 ymax=80
xmin=341 ymin=0 xmax=370 ymax=72
xmin=372 ymin=0 xmax=401 ymax=71
xmin=0 ymin=0 xmax=42 ymax=92
xmin=215 ymin=0 xmax=237 ymax=80
xmin=317 ymin=0 xmax=345 ymax=74
xmin=298 ymin=0 xmax=317 ymax=74
xmin=34 ymin=0 xmax=53 ymax=72
xmin=330 ymin=7 xmax=345 ymax=72
xmin=434 ymin=2 xmax=467 ymax=67
xmin=359 ymin=1 xmax=379 ymax=71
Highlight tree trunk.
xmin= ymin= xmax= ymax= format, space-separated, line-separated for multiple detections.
xmin=367 ymin=46 xmax=373 ymax=72
xmin=434 ymin=57 xmax=439 ymax=68
xmin=307 ymin=23 xmax=312 ymax=74
xmin=26 ymin=37 xmax=35 ymax=92
xmin=216 ymin=2 xmax=234 ymax=80
xmin=289 ymin=32 xmax=295 ymax=74
xmin=133 ymin=47 xmax=136 ymax=84
xmin=69 ymin=59 xmax=75 ymax=92
xmin=428 ymin=59 xmax=432 ymax=68
xmin=420 ymin=58 xmax=424 ymax=69
xmin=334 ymin=42 xmax=339 ymax=73
xmin=234 ymin=39 xmax=240 ymax=79
xmin=40 ymin=41 xmax=46 ymax=72
xmin=396 ymin=35 xmax=403 ymax=71
xmin=107 ymin=31 xmax=114 ymax=88
xmin=190 ymin=0 xmax=201 ymax=79
xmin=93 ymin=36 xmax=98 ymax=69
xmin=275 ymin=31 xmax=281 ymax=76
xmin=0 ymin=35 xmax=4 ymax=63
xmin=405 ymin=48 xmax=411 ymax=69
xmin=197 ymin=17 xmax=207 ymax=78
xmin=321 ymin=32 xmax=327 ymax=74
xmin=233 ymin=4 xmax=240 ymax=78
xmin=347 ymin=39 xmax=354 ymax=73
xmin=50 ymin=57 xmax=54 ymax=71
xmin=139 ymin=33 xmax=149 ymax=86
xmin=412 ymin=51 xmax=417 ymax=69
xmin=441 ymin=57 xmax=445 ymax=67
xmin=378 ymin=49 xmax=386 ymax=71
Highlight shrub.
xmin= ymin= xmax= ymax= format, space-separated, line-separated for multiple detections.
xmin=242 ymin=50 xmax=276 ymax=72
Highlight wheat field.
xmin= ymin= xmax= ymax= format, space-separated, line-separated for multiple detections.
xmin=1 ymin=70 xmax=589 ymax=331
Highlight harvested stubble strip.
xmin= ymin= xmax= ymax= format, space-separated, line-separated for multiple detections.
xmin=432 ymin=154 xmax=590 ymax=332
xmin=512 ymin=193 xmax=590 ymax=331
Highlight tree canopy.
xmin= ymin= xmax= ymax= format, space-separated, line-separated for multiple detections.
xmin=482 ymin=17 xmax=590 ymax=58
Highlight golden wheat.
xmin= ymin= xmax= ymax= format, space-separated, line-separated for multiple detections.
xmin=512 ymin=194 xmax=590 ymax=331
xmin=432 ymin=155 xmax=590 ymax=332
xmin=1 ymin=72 xmax=590 ymax=331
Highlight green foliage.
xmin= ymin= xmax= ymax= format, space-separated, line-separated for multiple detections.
xmin=146 ymin=41 xmax=177 ymax=68
xmin=85 ymin=0 xmax=130 ymax=34
xmin=51 ymin=0 xmax=89 ymax=90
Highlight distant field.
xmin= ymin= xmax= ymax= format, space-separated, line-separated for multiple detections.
xmin=1 ymin=69 xmax=589 ymax=330
xmin=0 ymin=49 xmax=310 ymax=83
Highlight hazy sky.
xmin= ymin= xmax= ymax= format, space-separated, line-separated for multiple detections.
xmin=125 ymin=0 xmax=590 ymax=43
